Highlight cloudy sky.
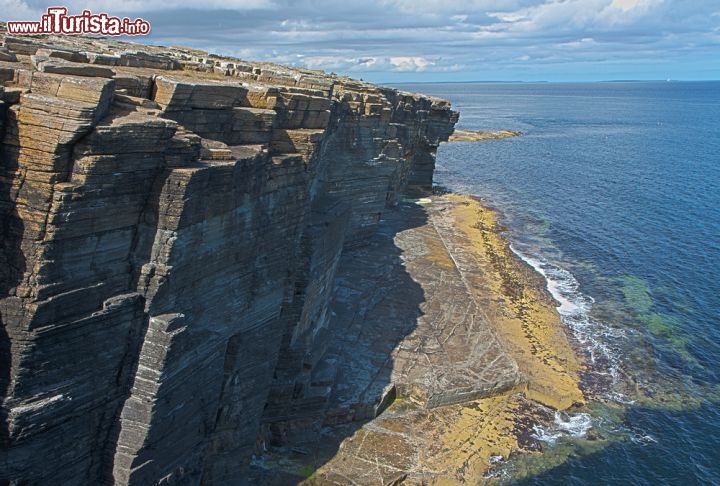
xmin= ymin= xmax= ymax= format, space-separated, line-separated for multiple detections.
xmin=3 ymin=0 xmax=719 ymax=82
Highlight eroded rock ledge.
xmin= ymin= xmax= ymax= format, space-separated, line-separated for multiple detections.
xmin=448 ymin=129 xmax=521 ymax=142
xmin=0 ymin=27 xmax=461 ymax=485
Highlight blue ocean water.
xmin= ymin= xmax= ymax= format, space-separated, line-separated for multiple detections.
xmin=392 ymin=81 xmax=720 ymax=484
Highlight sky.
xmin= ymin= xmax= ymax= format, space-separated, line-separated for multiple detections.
xmin=2 ymin=0 xmax=719 ymax=82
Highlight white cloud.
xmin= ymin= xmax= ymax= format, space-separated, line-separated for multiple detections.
xmin=385 ymin=0 xmax=536 ymax=15
xmin=558 ymin=37 xmax=597 ymax=48
xmin=601 ymin=0 xmax=665 ymax=23
xmin=1 ymin=0 xmax=273 ymax=19
xmin=389 ymin=56 xmax=433 ymax=71
xmin=2 ymin=0 xmax=717 ymax=80
xmin=293 ymin=55 xmax=437 ymax=73
xmin=0 ymin=0 xmax=38 ymax=19
xmin=610 ymin=0 xmax=657 ymax=12
xmin=300 ymin=56 xmax=368 ymax=71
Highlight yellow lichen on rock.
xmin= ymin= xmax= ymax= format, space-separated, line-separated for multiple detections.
xmin=447 ymin=194 xmax=584 ymax=410
xmin=299 ymin=194 xmax=585 ymax=484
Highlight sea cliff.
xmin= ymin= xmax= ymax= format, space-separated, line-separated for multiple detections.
xmin=0 ymin=27 xmax=583 ymax=486
xmin=0 ymin=27 xmax=459 ymax=484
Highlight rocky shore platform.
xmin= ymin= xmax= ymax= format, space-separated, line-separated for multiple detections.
xmin=253 ymin=194 xmax=584 ymax=484
xmin=448 ymin=130 xmax=521 ymax=142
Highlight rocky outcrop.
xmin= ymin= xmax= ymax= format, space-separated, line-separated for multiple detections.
xmin=448 ymin=129 xmax=521 ymax=142
xmin=0 ymin=29 xmax=457 ymax=484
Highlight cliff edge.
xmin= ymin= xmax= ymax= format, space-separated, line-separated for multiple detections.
xmin=0 ymin=27 xmax=459 ymax=484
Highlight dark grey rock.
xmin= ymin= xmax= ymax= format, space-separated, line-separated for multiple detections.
xmin=0 ymin=47 xmax=18 ymax=62
xmin=0 ymin=31 xmax=459 ymax=486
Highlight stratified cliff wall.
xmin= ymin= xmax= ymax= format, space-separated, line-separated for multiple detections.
xmin=0 ymin=30 xmax=456 ymax=485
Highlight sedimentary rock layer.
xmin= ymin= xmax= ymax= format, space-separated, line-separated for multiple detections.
xmin=0 ymin=29 xmax=457 ymax=484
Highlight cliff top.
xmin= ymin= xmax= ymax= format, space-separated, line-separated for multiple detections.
xmin=0 ymin=21 xmax=452 ymax=109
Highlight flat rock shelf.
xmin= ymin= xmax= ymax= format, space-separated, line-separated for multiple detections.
xmin=448 ymin=129 xmax=521 ymax=142
xmin=252 ymin=194 xmax=584 ymax=485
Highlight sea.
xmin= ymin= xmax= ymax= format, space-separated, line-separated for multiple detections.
xmin=392 ymin=81 xmax=720 ymax=485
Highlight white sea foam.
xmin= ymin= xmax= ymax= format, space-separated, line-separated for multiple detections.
xmin=489 ymin=455 xmax=504 ymax=464
xmin=509 ymin=245 xmax=591 ymax=317
xmin=508 ymin=244 xmax=629 ymax=401
xmin=532 ymin=411 xmax=594 ymax=444
xmin=554 ymin=411 xmax=593 ymax=435
xmin=630 ymin=432 xmax=658 ymax=445
xmin=531 ymin=425 xmax=564 ymax=444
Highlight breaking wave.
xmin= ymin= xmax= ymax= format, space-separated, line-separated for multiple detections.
xmin=510 ymin=245 xmax=629 ymax=401
xmin=532 ymin=411 xmax=594 ymax=444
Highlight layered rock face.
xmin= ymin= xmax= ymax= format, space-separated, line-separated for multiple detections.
xmin=0 ymin=30 xmax=456 ymax=484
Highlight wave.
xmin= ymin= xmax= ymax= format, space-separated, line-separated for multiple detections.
xmin=532 ymin=411 xmax=594 ymax=444
xmin=513 ymin=248 xmax=592 ymax=315
xmin=509 ymin=244 xmax=629 ymax=401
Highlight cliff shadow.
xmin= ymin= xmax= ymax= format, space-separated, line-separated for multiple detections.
xmin=253 ymin=195 xmax=432 ymax=483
